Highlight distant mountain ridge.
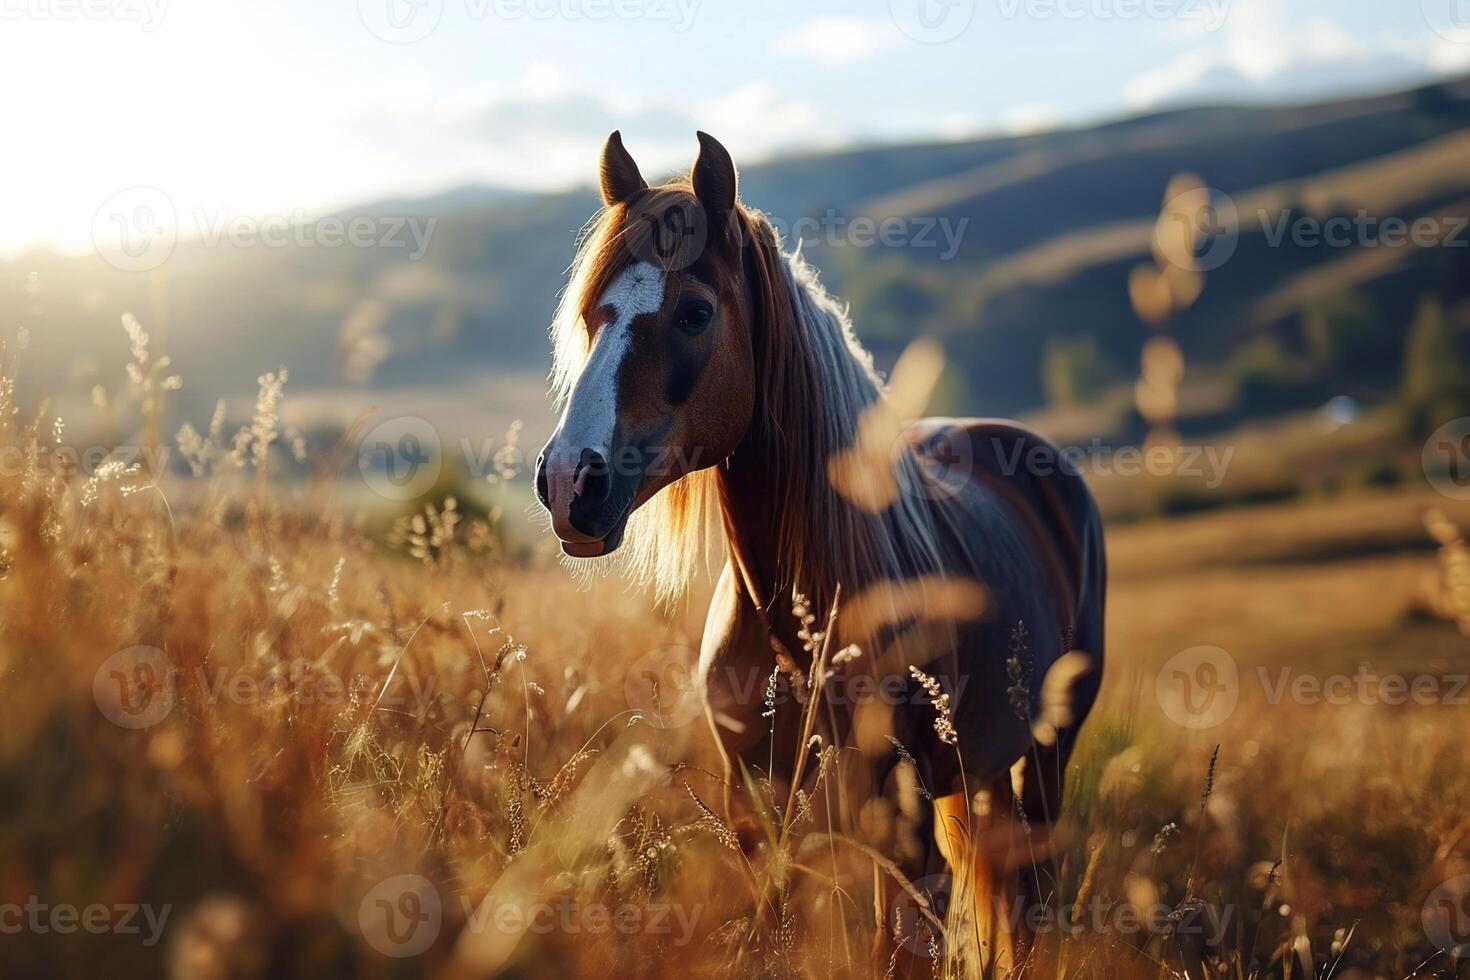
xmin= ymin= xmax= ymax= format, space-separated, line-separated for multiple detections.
xmin=3 ymin=75 xmax=1468 ymax=444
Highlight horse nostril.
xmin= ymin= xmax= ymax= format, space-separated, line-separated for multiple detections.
xmin=534 ymin=454 xmax=551 ymax=508
xmin=574 ymin=448 xmax=612 ymax=506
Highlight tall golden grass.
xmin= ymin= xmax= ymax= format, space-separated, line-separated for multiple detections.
xmin=2 ymin=317 xmax=1469 ymax=979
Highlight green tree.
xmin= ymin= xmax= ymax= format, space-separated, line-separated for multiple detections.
xmin=1042 ymin=335 xmax=1119 ymax=407
xmin=1228 ymin=333 xmax=1303 ymax=408
xmin=844 ymin=259 xmax=944 ymax=345
xmin=1302 ymin=291 xmax=1391 ymax=375
xmin=1401 ymin=294 xmax=1469 ymax=435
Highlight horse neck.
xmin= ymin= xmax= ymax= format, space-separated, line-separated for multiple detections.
xmin=715 ymin=433 xmax=794 ymax=627
xmin=713 ymin=247 xmax=882 ymax=636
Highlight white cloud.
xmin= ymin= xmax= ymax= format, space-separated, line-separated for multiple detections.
xmin=349 ymin=71 xmax=846 ymax=194
xmin=772 ymin=17 xmax=894 ymax=66
xmin=521 ymin=61 xmax=577 ymax=100
xmin=1293 ymin=17 xmax=1369 ymax=64
xmin=1428 ymin=34 xmax=1470 ymax=73
xmin=702 ymin=81 xmax=847 ymax=154
xmin=1124 ymin=53 xmax=1218 ymax=108
xmin=1126 ymin=0 xmax=1433 ymax=110
xmin=999 ymin=103 xmax=1061 ymax=135
xmin=935 ymin=112 xmax=984 ymax=140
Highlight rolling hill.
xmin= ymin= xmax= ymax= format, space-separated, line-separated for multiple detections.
xmin=3 ymin=75 xmax=1468 ymax=451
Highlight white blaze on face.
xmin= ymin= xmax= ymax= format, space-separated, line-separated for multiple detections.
xmin=555 ymin=261 xmax=666 ymax=458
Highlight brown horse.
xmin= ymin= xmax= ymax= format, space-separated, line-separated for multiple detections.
xmin=534 ymin=130 xmax=1106 ymax=971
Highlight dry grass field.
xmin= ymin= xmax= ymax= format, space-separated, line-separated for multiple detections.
xmin=2 ymin=351 xmax=1470 ymax=980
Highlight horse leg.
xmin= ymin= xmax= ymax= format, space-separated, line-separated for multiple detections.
xmin=1009 ymin=735 xmax=1077 ymax=968
xmin=697 ymin=565 xmax=800 ymax=848
xmin=932 ymin=779 xmax=1029 ymax=977
xmin=877 ymin=788 xmax=943 ymax=976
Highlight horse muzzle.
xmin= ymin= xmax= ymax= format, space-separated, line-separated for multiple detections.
xmin=535 ymin=446 xmax=637 ymax=558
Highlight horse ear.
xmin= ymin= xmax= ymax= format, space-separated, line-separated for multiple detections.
xmin=692 ymin=131 xmax=737 ymax=218
xmin=600 ymin=130 xmax=647 ymax=206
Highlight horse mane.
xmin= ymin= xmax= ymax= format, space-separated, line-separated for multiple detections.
xmin=549 ymin=185 xmax=946 ymax=612
xmin=735 ymin=211 xmax=949 ymax=618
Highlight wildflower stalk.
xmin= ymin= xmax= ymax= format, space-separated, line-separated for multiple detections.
xmin=779 ymin=582 xmax=841 ymax=850
xmin=1185 ymin=744 xmax=1220 ymax=899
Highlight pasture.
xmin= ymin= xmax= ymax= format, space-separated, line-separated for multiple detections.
xmin=3 ymin=379 xmax=1467 ymax=978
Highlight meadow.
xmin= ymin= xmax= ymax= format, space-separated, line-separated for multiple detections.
xmin=2 ymin=327 xmax=1470 ymax=980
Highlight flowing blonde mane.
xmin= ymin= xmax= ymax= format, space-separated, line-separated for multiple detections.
xmin=549 ymin=192 xmax=946 ymax=611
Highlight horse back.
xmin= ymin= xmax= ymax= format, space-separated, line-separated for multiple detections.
xmin=906 ymin=418 xmax=1107 ymax=780
xmin=959 ymin=420 xmax=1101 ymax=626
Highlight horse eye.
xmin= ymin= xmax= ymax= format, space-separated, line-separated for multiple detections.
xmin=674 ymin=300 xmax=713 ymax=333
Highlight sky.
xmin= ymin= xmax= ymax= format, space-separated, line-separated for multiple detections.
xmin=4 ymin=0 xmax=1470 ymax=254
